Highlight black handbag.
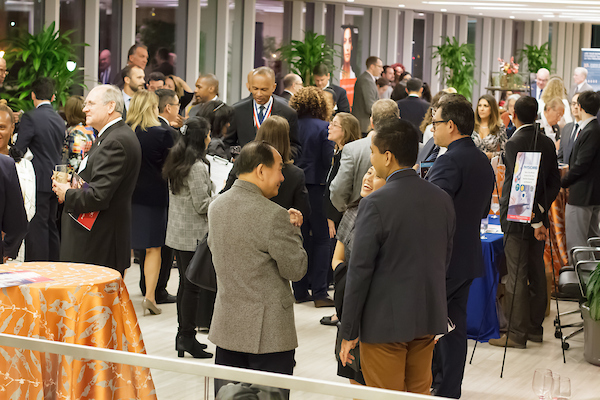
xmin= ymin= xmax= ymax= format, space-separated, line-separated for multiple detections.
xmin=185 ymin=233 xmax=217 ymax=292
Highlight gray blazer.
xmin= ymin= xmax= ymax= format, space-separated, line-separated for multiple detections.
xmin=207 ymin=180 xmax=308 ymax=354
xmin=352 ymin=71 xmax=378 ymax=133
xmin=568 ymin=82 xmax=594 ymax=102
xmin=165 ymin=161 xmax=214 ymax=252
xmin=329 ymin=136 xmax=372 ymax=212
xmin=558 ymin=121 xmax=578 ymax=165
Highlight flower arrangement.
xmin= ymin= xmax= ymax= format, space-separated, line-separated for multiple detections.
xmin=498 ymin=57 xmax=519 ymax=75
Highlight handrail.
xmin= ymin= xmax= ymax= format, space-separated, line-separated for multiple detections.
xmin=0 ymin=333 xmax=438 ymax=399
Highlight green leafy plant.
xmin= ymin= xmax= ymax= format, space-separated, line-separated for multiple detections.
xmin=0 ymin=22 xmax=86 ymax=111
xmin=517 ymin=43 xmax=552 ymax=74
xmin=587 ymin=263 xmax=600 ymax=321
xmin=432 ymin=37 xmax=476 ymax=101
xmin=277 ymin=31 xmax=339 ymax=86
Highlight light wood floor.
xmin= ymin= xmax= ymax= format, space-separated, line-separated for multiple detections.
xmin=125 ymin=265 xmax=600 ymax=400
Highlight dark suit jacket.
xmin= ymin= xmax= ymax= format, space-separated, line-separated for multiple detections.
xmin=15 ymin=103 xmax=65 ymax=192
xmin=159 ymin=115 xmax=180 ymax=142
xmin=396 ymin=96 xmax=430 ymax=140
xmin=500 ymin=125 xmax=561 ymax=234
xmin=154 ymin=62 xmax=174 ymax=76
xmin=221 ymin=162 xmax=311 ymax=221
xmin=557 ymin=122 xmax=578 ymax=164
xmin=561 ymin=118 xmax=600 ymax=206
xmin=352 ymin=71 xmax=378 ymax=133
xmin=341 ymin=169 xmax=456 ymax=343
xmin=427 ymin=137 xmax=495 ymax=281
xmin=295 ymin=117 xmax=334 ymax=185
xmin=224 ymin=96 xmax=301 ymax=159
xmin=133 ymin=125 xmax=173 ymax=207
xmin=417 ymin=137 xmax=438 ymax=164
xmin=281 ymin=90 xmax=292 ymax=102
xmin=0 ymin=155 xmax=28 ymax=259
xmin=329 ymin=84 xmax=350 ymax=114
xmin=61 ymin=120 xmax=142 ymax=274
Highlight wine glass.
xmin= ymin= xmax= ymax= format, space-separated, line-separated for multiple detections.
xmin=480 ymin=218 xmax=488 ymax=239
xmin=490 ymin=194 xmax=500 ymax=219
xmin=532 ymin=369 xmax=552 ymax=400
xmin=558 ymin=377 xmax=571 ymax=399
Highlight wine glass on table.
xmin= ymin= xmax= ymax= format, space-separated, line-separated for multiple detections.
xmin=532 ymin=369 xmax=553 ymax=400
xmin=490 ymin=194 xmax=500 ymax=220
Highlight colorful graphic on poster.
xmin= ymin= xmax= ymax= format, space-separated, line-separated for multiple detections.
xmin=507 ymin=151 xmax=541 ymax=223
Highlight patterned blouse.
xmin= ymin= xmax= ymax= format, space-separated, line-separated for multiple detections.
xmin=62 ymin=124 xmax=96 ymax=174
xmin=336 ymin=202 xmax=359 ymax=263
xmin=472 ymin=124 xmax=507 ymax=159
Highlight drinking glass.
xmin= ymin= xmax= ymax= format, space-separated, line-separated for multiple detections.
xmin=551 ymin=373 xmax=560 ymax=400
xmin=490 ymin=194 xmax=500 ymax=217
xmin=54 ymin=164 xmax=69 ymax=184
xmin=532 ymin=369 xmax=552 ymax=400
xmin=480 ymin=218 xmax=488 ymax=239
xmin=558 ymin=377 xmax=571 ymax=399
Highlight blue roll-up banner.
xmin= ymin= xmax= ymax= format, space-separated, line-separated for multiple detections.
xmin=582 ymin=48 xmax=600 ymax=91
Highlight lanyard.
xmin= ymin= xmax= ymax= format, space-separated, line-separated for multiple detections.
xmin=253 ymin=99 xmax=273 ymax=129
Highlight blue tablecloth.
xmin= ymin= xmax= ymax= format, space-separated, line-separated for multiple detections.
xmin=467 ymin=220 xmax=504 ymax=342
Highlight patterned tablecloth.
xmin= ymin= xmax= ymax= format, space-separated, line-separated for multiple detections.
xmin=0 ymin=262 xmax=156 ymax=399
xmin=543 ymin=166 xmax=570 ymax=283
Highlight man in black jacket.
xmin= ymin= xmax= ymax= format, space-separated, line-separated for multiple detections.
xmin=561 ymin=91 xmax=600 ymax=260
xmin=396 ymin=78 xmax=430 ymax=141
xmin=15 ymin=77 xmax=65 ymax=261
xmin=490 ymin=96 xmax=561 ymax=349
xmin=313 ymin=64 xmax=351 ymax=114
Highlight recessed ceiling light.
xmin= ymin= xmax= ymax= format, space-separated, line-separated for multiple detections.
xmin=538 ymin=18 xmax=542 ymax=21
xmin=419 ymin=13 xmax=425 ymax=16
xmin=347 ymin=0 xmax=354 ymax=2
xmin=479 ymin=12 xmax=483 ymax=15
xmin=441 ymin=8 xmax=447 ymax=11
xmin=544 ymin=14 xmax=554 ymax=17
xmin=510 ymin=15 xmax=515 ymax=18
xmin=399 ymin=4 xmax=405 ymax=7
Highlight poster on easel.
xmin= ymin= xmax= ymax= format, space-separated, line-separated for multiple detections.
xmin=507 ymin=152 xmax=541 ymax=223
xmin=581 ymin=48 xmax=600 ymax=91
xmin=339 ymin=25 xmax=358 ymax=107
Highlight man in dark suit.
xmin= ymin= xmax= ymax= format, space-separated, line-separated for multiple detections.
xmin=156 ymin=88 xmax=180 ymax=141
xmin=188 ymin=74 xmax=220 ymax=118
xmin=530 ymin=68 xmax=549 ymax=101
xmin=313 ymin=64 xmax=350 ymax=114
xmin=281 ymin=73 xmax=302 ymax=103
xmin=153 ymin=47 xmax=174 ymax=76
xmin=427 ymin=96 xmax=495 ymax=398
xmin=15 ymin=77 xmax=65 ymax=261
xmin=52 ymin=85 xmax=142 ymax=275
xmin=352 ymin=56 xmax=383 ymax=135
xmin=113 ymin=44 xmax=149 ymax=88
xmin=121 ymin=65 xmax=146 ymax=122
xmin=98 ymin=49 xmax=113 ymax=84
xmin=558 ymin=93 xmax=582 ymax=165
xmin=567 ymin=67 xmax=594 ymax=101
xmin=225 ymin=67 xmax=301 ymax=158
xmin=490 ymin=96 xmax=560 ymax=349
xmin=339 ymin=119 xmax=455 ymax=394
xmin=561 ymin=90 xmax=600 ymax=260
xmin=0 ymin=106 xmax=28 ymax=261
xmin=396 ymin=78 xmax=430 ymax=141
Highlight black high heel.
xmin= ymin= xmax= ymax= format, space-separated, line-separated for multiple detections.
xmin=176 ymin=336 xmax=212 ymax=358
xmin=175 ymin=334 xmax=208 ymax=350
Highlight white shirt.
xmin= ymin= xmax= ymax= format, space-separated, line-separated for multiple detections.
xmin=122 ymin=91 xmax=132 ymax=111
xmin=78 ymin=117 xmax=123 ymax=173
xmin=36 ymin=101 xmax=51 ymax=108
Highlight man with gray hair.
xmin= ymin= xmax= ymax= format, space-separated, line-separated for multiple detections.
xmin=531 ymin=68 xmax=549 ymax=101
xmin=281 ymin=73 xmax=303 ymax=102
xmin=329 ymin=99 xmax=398 ymax=212
xmin=568 ymin=67 xmax=593 ymax=101
xmin=52 ymin=85 xmax=142 ymax=275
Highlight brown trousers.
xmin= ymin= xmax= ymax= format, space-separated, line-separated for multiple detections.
xmin=360 ymin=336 xmax=435 ymax=395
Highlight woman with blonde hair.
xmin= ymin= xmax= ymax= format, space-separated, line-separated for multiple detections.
xmin=539 ymin=77 xmax=572 ymax=125
xmin=473 ymin=94 xmax=507 ymax=159
xmin=127 ymin=90 xmax=174 ymax=315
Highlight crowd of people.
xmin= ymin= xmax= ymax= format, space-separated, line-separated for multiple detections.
xmin=1 ymin=43 xmax=600 ymax=399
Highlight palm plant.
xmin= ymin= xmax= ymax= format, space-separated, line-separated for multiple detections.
xmin=518 ymin=43 xmax=552 ymax=74
xmin=0 ymin=22 xmax=86 ymax=111
xmin=587 ymin=263 xmax=600 ymax=321
xmin=432 ymin=37 xmax=476 ymax=101
xmin=277 ymin=31 xmax=339 ymax=86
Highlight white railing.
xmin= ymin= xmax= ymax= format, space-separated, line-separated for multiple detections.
xmin=0 ymin=333 xmax=440 ymax=400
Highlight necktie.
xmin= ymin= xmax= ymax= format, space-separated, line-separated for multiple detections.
xmin=425 ymin=145 xmax=440 ymax=162
xmin=573 ymin=123 xmax=580 ymax=141
xmin=258 ymin=106 xmax=265 ymax=123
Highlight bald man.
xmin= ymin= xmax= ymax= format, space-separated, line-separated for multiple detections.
xmin=568 ymin=67 xmax=593 ymax=101
xmin=531 ymin=68 xmax=549 ymax=101
xmin=188 ymin=74 xmax=220 ymax=117
xmin=98 ymin=49 xmax=112 ymax=84
xmin=225 ymin=67 xmax=301 ymax=158
xmin=0 ymin=57 xmax=7 ymax=88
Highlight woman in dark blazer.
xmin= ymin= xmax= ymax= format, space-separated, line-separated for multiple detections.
xmin=289 ymin=87 xmax=335 ymax=307
xmin=221 ymin=116 xmax=310 ymax=219
xmin=126 ymin=90 xmax=173 ymax=316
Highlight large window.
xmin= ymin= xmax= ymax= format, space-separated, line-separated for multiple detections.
xmin=99 ymin=0 xmax=121 ymax=84
xmin=60 ymin=0 xmax=85 ymax=94
xmin=255 ymin=0 xmax=288 ymax=90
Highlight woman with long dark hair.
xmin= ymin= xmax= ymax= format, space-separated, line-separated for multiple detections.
xmin=163 ymin=116 xmax=213 ymax=359
xmin=473 ymin=94 xmax=507 ymax=159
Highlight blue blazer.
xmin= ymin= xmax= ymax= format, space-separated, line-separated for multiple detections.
xmin=427 ymin=137 xmax=495 ymax=281
xmin=0 ymin=155 xmax=28 ymax=259
xmin=295 ymin=117 xmax=334 ymax=185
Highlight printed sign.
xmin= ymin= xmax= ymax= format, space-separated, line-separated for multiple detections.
xmin=507 ymin=152 xmax=541 ymax=223
xmin=581 ymin=48 xmax=600 ymax=91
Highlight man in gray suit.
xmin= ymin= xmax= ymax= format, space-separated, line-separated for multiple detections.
xmin=558 ymin=93 xmax=582 ymax=165
xmin=330 ymin=99 xmax=398 ymax=212
xmin=208 ymin=141 xmax=307 ymax=396
xmin=567 ymin=67 xmax=594 ymax=101
xmin=352 ymin=56 xmax=383 ymax=135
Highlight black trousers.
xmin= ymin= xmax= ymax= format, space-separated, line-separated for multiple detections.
xmin=137 ymin=245 xmax=174 ymax=298
xmin=173 ymin=250 xmax=201 ymax=337
xmin=25 ymin=191 xmax=60 ymax=261
xmin=214 ymin=347 xmax=295 ymax=399
xmin=503 ymin=232 xmax=547 ymax=343
xmin=432 ymin=277 xmax=473 ymax=399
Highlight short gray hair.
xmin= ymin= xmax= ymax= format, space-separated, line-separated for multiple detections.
xmin=97 ymin=84 xmax=124 ymax=114
xmin=507 ymin=94 xmax=521 ymax=106
xmin=575 ymin=67 xmax=588 ymax=78
xmin=372 ymin=99 xmax=399 ymax=130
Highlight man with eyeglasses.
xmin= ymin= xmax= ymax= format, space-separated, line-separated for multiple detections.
xmin=0 ymin=57 xmax=7 ymax=89
xmin=426 ymin=95 xmax=494 ymax=398
xmin=558 ymin=93 xmax=582 ymax=165
xmin=531 ymin=68 xmax=549 ymax=101
xmin=352 ymin=56 xmax=383 ymax=136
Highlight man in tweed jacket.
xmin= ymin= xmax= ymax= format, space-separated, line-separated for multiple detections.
xmin=208 ymin=141 xmax=307 ymax=395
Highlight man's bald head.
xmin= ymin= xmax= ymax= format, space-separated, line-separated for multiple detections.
xmin=0 ymin=58 xmax=7 ymax=86
xmin=536 ymin=68 xmax=550 ymax=90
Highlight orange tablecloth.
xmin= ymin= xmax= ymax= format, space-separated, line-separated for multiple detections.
xmin=0 ymin=262 xmax=156 ymax=399
xmin=544 ymin=166 xmax=570 ymax=282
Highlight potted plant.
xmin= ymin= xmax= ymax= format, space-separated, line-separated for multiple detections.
xmin=432 ymin=37 xmax=476 ymax=101
xmin=517 ymin=43 xmax=552 ymax=75
xmin=0 ymin=22 xmax=86 ymax=111
xmin=277 ymin=31 xmax=339 ymax=86
xmin=582 ymin=263 xmax=600 ymax=366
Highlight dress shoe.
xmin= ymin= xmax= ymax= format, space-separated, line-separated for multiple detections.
xmin=320 ymin=314 xmax=339 ymax=326
xmin=141 ymin=298 xmax=162 ymax=316
xmin=176 ymin=336 xmax=213 ymax=358
xmin=295 ymin=295 xmax=313 ymax=304
xmin=314 ymin=297 xmax=335 ymax=308
xmin=488 ymin=334 xmax=526 ymax=349
xmin=528 ymin=333 xmax=543 ymax=343
xmin=175 ymin=333 xmax=207 ymax=350
xmin=156 ymin=293 xmax=177 ymax=304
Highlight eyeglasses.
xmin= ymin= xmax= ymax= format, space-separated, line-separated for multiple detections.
xmin=0 ymin=69 xmax=8 ymax=76
xmin=168 ymin=103 xmax=180 ymax=107
xmin=330 ymin=122 xmax=342 ymax=128
xmin=431 ymin=119 xmax=450 ymax=130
